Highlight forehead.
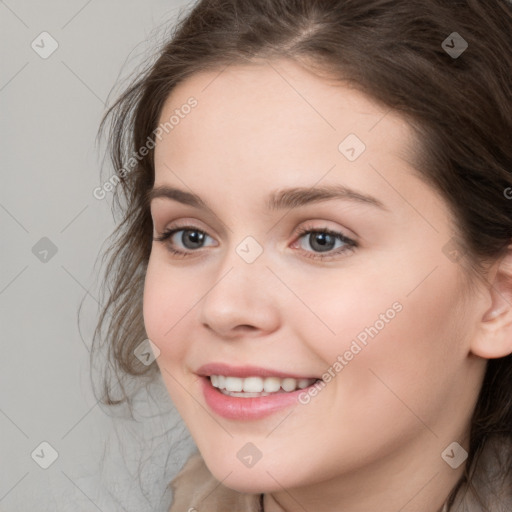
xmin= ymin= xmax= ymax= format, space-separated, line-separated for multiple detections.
xmin=154 ymin=58 xmax=415 ymax=172
xmin=151 ymin=59 xmax=439 ymax=226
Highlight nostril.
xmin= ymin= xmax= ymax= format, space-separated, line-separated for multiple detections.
xmin=237 ymin=325 xmax=256 ymax=331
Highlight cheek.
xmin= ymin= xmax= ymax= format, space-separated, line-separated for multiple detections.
xmin=293 ymin=253 xmax=468 ymax=411
xmin=142 ymin=257 xmax=195 ymax=363
xmin=283 ymin=264 xmax=404 ymax=364
xmin=316 ymin=263 xmax=468 ymax=430
xmin=300 ymin=248 xmax=466 ymax=365
xmin=142 ymin=257 xmax=206 ymax=416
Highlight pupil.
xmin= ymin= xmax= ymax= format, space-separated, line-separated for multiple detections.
xmin=310 ymin=232 xmax=334 ymax=252
xmin=183 ymin=230 xmax=204 ymax=249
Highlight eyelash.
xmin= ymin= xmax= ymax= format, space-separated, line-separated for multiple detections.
xmin=153 ymin=224 xmax=358 ymax=261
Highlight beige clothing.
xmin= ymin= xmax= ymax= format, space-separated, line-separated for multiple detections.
xmin=168 ymin=436 xmax=512 ymax=511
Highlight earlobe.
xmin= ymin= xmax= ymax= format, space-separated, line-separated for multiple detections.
xmin=471 ymin=245 xmax=512 ymax=359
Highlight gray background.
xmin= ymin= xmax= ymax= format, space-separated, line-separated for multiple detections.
xmin=0 ymin=1 xmax=197 ymax=510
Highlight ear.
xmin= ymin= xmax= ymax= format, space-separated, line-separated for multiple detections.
xmin=471 ymin=244 xmax=512 ymax=359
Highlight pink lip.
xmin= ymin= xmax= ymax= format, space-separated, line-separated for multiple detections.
xmin=200 ymin=376 xmax=319 ymax=420
xmin=196 ymin=362 xmax=318 ymax=380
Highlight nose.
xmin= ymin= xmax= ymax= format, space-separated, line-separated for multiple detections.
xmin=198 ymin=249 xmax=281 ymax=339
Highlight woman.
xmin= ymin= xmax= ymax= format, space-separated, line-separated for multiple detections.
xmin=93 ymin=1 xmax=512 ymax=510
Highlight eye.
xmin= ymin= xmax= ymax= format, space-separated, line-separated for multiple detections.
xmin=153 ymin=225 xmax=216 ymax=257
xmin=292 ymin=225 xmax=357 ymax=260
xmin=153 ymin=223 xmax=358 ymax=260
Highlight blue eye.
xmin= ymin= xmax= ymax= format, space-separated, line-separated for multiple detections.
xmin=293 ymin=226 xmax=357 ymax=259
xmin=153 ymin=224 xmax=357 ymax=260
xmin=153 ymin=226 xmax=215 ymax=257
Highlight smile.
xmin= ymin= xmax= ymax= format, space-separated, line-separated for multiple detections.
xmin=209 ymin=375 xmax=318 ymax=396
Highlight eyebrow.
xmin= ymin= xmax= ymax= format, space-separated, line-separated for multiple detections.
xmin=147 ymin=184 xmax=387 ymax=212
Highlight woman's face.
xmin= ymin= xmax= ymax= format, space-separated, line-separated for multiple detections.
xmin=144 ymin=58 xmax=487 ymax=504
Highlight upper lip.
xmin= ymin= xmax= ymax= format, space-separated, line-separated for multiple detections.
xmin=196 ymin=362 xmax=319 ymax=380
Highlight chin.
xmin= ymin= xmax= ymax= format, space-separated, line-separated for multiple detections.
xmin=218 ymin=473 xmax=283 ymax=495
xmin=204 ymin=458 xmax=289 ymax=494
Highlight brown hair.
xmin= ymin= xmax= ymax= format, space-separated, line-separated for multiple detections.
xmin=91 ymin=0 xmax=512 ymax=507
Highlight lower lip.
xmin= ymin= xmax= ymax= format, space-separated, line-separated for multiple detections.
xmin=200 ymin=376 xmax=319 ymax=420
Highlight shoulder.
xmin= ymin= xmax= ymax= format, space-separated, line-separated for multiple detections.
xmin=168 ymin=451 xmax=263 ymax=512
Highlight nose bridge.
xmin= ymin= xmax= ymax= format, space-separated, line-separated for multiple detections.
xmin=215 ymin=228 xmax=270 ymax=284
xmin=198 ymin=232 xmax=280 ymax=335
xmin=206 ymin=233 xmax=270 ymax=306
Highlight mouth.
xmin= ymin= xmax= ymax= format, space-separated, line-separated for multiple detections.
xmin=196 ymin=363 xmax=323 ymax=420
xmin=208 ymin=375 xmax=320 ymax=397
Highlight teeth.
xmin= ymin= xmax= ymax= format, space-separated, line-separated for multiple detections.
xmin=281 ymin=378 xmax=296 ymax=392
xmin=209 ymin=375 xmax=317 ymax=394
xmin=263 ymin=377 xmax=281 ymax=393
xmin=297 ymin=378 xmax=311 ymax=389
xmin=243 ymin=377 xmax=263 ymax=392
xmin=225 ymin=376 xmax=243 ymax=392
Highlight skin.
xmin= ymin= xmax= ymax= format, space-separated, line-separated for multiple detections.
xmin=143 ymin=58 xmax=512 ymax=512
